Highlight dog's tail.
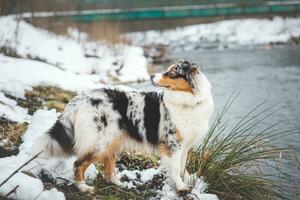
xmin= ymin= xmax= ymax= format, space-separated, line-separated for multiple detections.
xmin=29 ymin=119 xmax=74 ymax=158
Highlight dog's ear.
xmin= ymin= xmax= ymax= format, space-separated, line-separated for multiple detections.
xmin=189 ymin=63 xmax=198 ymax=74
xmin=186 ymin=63 xmax=199 ymax=89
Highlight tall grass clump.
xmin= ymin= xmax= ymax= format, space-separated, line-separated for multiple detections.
xmin=187 ymin=95 xmax=299 ymax=200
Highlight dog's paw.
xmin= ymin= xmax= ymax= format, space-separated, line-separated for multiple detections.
xmin=76 ymin=182 xmax=95 ymax=193
xmin=177 ymin=187 xmax=191 ymax=197
xmin=183 ymin=172 xmax=192 ymax=185
xmin=176 ymin=182 xmax=191 ymax=196
xmin=111 ymin=175 xmax=122 ymax=186
xmin=183 ymin=172 xmax=197 ymax=186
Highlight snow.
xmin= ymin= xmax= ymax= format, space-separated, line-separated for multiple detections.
xmin=159 ymin=183 xmax=178 ymax=200
xmin=0 ymin=169 xmax=44 ymax=200
xmin=188 ymin=178 xmax=218 ymax=200
xmin=119 ymin=170 xmax=138 ymax=181
xmin=140 ymin=168 xmax=158 ymax=182
xmin=37 ymin=188 xmax=65 ymax=200
xmin=110 ymin=46 xmax=149 ymax=82
xmin=119 ymin=168 xmax=219 ymax=200
xmin=0 ymin=92 xmax=30 ymax=123
xmin=0 ymin=110 xmax=61 ymax=199
xmin=0 ymin=16 xmax=148 ymax=82
xmin=0 ymin=54 xmax=101 ymax=98
xmin=0 ymin=16 xmax=87 ymax=73
xmin=118 ymin=168 xmax=160 ymax=189
xmin=128 ymin=17 xmax=300 ymax=50
xmin=19 ymin=109 xmax=59 ymax=151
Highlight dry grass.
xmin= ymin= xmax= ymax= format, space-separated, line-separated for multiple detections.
xmin=0 ymin=86 xmax=74 ymax=158
xmin=25 ymin=86 xmax=76 ymax=112
xmin=187 ymin=95 xmax=300 ymax=200
xmin=0 ymin=118 xmax=28 ymax=146
xmin=0 ymin=118 xmax=28 ymax=157
xmin=5 ymin=86 xmax=76 ymax=115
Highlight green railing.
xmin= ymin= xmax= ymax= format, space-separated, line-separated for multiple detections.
xmin=63 ymin=1 xmax=300 ymax=21
xmin=4 ymin=0 xmax=300 ymax=21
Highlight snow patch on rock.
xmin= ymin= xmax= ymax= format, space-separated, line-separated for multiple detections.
xmin=128 ymin=17 xmax=300 ymax=50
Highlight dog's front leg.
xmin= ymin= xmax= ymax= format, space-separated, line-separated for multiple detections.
xmin=180 ymin=147 xmax=188 ymax=177
xmin=168 ymin=149 xmax=190 ymax=192
xmin=180 ymin=147 xmax=192 ymax=185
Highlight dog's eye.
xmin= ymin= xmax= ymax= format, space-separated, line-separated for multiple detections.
xmin=168 ymin=70 xmax=177 ymax=78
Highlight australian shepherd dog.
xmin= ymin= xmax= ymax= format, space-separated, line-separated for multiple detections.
xmin=34 ymin=59 xmax=214 ymax=193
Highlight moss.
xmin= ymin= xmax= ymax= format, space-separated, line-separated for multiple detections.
xmin=94 ymin=175 xmax=137 ymax=200
xmin=0 ymin=118 xmax=28 ymax=157
xmin=44 ymin=100 xmax=66 ymax=112
xmin=116 ymin=152 xmax=159 ymax=171
xmin=5 ymin=86 xmax=76 ymax=115
xmin=25 ymin=86 xmax=76 ymax=113
xmin=0 ymin=85 xmax=74 ymax=157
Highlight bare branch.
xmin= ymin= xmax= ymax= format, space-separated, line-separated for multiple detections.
xmin=0 ymin=151 xmax=43 ymax=188
xmin=5 ymin=185 xmax=19 ymax=197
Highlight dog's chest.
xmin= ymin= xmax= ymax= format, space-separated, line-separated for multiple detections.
xmin=166 ymin=104 xmax=204 ymax=132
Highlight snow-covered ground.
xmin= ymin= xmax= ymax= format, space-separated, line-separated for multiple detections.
xmin=0 ymin=16 xmax=148 ymax=80
xmin=0 ymin=16 xmax=218 ymax=199
xmin=128 ymin=17 xmax=300 ymax=51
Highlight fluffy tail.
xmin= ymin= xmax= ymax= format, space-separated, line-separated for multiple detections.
xmin=30 ymin=120 xmax=74 ymax=158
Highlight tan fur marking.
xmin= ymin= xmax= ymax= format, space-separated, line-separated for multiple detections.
xmin=103 ymin=156 xmax=117 ymax=181
xmin=176 ymin=129 xmax=183 ymax=142
xmin=74 ymin=154 xmax=95 ymax=182
xmin=97 ymin=134 xmax=125 ymax=160
xmin=158 ymin=75 xmax=193 ymax=93
xmin=97 ymin=136 xmax=124 ymax=182
xmin=159 ymin=143 xmax=172 ymax=157
xmin=74 ymin=135 xmax=126 ymax=183
xmin=97 ymin=134 xmax=128 ymax=182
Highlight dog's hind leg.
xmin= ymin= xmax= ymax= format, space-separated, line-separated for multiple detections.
xmin=103 ymin=155 xmax=121 ymax=185
xmin=101 ymin=135 xmax=125 ymax=185
xmin=74 ymin=153 xmax=96 ymax=192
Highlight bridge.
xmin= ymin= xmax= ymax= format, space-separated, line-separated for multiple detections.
xmin=12 ymin=0 xmax=300 ymax=21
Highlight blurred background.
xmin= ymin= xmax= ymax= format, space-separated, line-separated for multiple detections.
xmin=0 ymin=0 xmax=300 ymax=198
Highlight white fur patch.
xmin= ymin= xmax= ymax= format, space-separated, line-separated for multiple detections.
xmin=152 ymin=73 xmax=163 ymax=84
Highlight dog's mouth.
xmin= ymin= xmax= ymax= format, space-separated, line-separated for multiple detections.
xmin=150 ymin=77 xmax=159 ymax=87
xmin=150 ymin=77 xmax=170 ymax=89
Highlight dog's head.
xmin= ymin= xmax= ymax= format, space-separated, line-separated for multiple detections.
xmin=150 ymin=59 xmax=199 ymax=93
